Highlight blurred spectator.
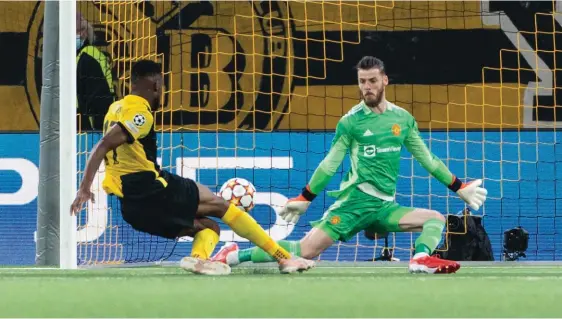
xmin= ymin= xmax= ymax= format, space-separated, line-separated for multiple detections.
xmin=76 ymin=12 xmax=115 ymax=131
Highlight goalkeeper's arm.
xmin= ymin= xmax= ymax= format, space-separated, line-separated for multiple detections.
xmin=278 ymin=120 xmax=351 ymax=223
xmin=403 ymin=119 xmax=487 ymax=211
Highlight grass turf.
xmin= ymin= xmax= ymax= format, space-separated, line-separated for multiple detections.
xmin=0 ymin=263 xmax=561 ymax=318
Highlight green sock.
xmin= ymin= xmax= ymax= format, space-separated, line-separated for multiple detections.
xmin=414 ymin=218 xmax=445 ymax=255
xmin=415 ymin=244 xmax=431 ymax=255
xmin=238 ymin=248 xmax=253 ymax=262
xmin=238 ymin=240 xmax=301 ymax=263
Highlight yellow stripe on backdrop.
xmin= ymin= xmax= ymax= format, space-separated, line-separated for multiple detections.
xmin=0 ymin=1 xmax=555 ymax=131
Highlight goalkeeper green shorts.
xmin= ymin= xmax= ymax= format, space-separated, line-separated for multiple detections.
xmin=310 ymin=188 xmax=414 ymax=242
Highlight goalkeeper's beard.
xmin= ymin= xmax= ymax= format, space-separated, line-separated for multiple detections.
xmin=362 ymin=88 xmax=384 ymax=108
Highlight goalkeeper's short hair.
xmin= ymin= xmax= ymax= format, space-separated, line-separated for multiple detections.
xmin=356 ymin=56 xmax=386 ymax=74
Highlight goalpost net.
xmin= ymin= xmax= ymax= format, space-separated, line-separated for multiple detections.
xmin=69 ymin=0 xmax=562 ymax=267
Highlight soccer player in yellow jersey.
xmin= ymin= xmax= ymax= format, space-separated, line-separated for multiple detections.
xmin=70 ymin=60 xmax=314 ymax=275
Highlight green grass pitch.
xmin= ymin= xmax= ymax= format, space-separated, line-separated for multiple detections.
xmin=0 ymin=262 xmax=561 ymax=318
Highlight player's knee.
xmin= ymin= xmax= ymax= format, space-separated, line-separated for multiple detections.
xmin=195 ymin=182 xmax=230 ymax=218
xmin=198 ymin=194 xmax=230 ymax=219
xmin=194 ymin=217 xmax=221 ymax=235
xmin=212 ymin=196 xmax=230 ymax=218
xmin=208 ymin=220 xmax=220 ymax=235
xmin=299 ymin=227 xmax=334 ymax=259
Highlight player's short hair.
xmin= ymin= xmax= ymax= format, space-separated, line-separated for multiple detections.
xmin=131 ymin=60 xmax=162 ymax=83
xmin=355 ymin=56 xmax=386 ymax=74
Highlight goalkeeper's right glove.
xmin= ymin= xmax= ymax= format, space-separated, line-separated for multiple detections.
xmin=279 ymin=185 xmax=316 ymax=224
xmin=448 ymin=176 xmax=488 ymax=211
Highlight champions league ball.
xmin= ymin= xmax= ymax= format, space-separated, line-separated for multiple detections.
xmin=219 ymin=178 xmax=257 ymax=212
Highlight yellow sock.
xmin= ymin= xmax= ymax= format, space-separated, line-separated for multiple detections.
xmin=190 ymin=228 xmax=219 ymax=260
xmin=222 ymin=204 xmax=291 ymax=261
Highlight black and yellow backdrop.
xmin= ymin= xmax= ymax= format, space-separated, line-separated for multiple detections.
xmin=0 ymin=0 xmax=559 ymax=131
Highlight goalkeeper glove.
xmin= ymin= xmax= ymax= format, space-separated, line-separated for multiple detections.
xmin=448 ymin=176 xmax=488 ymax=211
xmin=279 ymin=185 xmax=316 ymax=224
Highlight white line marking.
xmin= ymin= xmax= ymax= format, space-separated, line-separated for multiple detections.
xmin=1 ymin=265 xmax=562 ymax=271
xmin=0 ymin=268 xmax=85 ymax=271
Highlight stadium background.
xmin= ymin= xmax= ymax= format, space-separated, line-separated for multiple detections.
xmin=0 ymin=1 xmax=561 ymax=265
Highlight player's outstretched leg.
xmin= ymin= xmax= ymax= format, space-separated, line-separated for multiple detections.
xmin=212 ymin=240 xmax=300 ymax=266
xmin=195 ymin=182 xmax=314 ymax=274
xmin=393 ymin=208 xmax=460 ymax=274
xmin=178 ymin=217 xmax=231 ymax=275
xmin=212 ymin=227 xmax=334 ymax=269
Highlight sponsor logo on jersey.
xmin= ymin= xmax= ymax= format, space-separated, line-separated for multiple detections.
xmin=364 ymin=145 xmax=377 ymax=157
xmin=363 ymin=129 xmax=374 ymax=137
xmin=363 ymin=144 xmax=401 ymax=157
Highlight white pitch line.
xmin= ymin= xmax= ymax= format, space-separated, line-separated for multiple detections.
xmin=0 ymin=268 xmax=85 ymax=271
xmin=76 ymin=266 xmax=562 ymax=271
xmin=1 ymin=266 xmax=562 ymax=271
xmin=0 ymin=268 xmax=59 ymax=270
xmin=239 ymin=266 xmax=562 ymax=270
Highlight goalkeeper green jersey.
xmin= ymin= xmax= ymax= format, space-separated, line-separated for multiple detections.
xmin=308 ymin=100 xmax=454 ymax=201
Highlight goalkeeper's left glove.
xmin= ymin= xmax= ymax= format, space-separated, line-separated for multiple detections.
xmin=448 ymin=177 xmax=488 ymax=211
xmin=278 ymin=185 xmax=316 ymax=224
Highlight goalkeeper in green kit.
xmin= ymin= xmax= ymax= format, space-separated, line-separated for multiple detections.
xmin=211 ymin=56 xmax=488 ymax=274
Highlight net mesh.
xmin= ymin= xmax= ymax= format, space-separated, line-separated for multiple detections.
xmin=77 ymin=0 xmax=176 ymax=265
xmin=73 ymin=0 xmax=562 ymax=266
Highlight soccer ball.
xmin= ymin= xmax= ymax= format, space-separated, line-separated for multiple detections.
xmin=219 ymin=178 xmax=256 ymax=212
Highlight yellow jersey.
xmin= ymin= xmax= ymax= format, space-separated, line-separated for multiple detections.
xmin=101 ymin=95 xmax=167 ymax=198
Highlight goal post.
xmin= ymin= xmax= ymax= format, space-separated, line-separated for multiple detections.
xmin=36 ymin=0 xmax=77 ymax=269
xmin=58 ymin=0 xmax=78 ymax=269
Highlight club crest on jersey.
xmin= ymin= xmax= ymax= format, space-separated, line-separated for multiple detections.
xmin=392 ymin=124 xmax=401 ymax=136
xmin=330 ymin=216 xmax=341 ymax=225
xmin=133 ymin=114 xmax=146 ymax=127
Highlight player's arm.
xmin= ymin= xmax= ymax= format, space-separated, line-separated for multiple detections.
xmin=279 ymin=120 xmax=351 ymax=223
xmin=308 ymin=121 xmax=351 ymax=194
xmin=70 ymin=107 xmax=153 ymax=215
xmin=403 ymin=118 xmax=487 ymax=210
xmin=70 ymin=124 xmax=129 ymax=215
